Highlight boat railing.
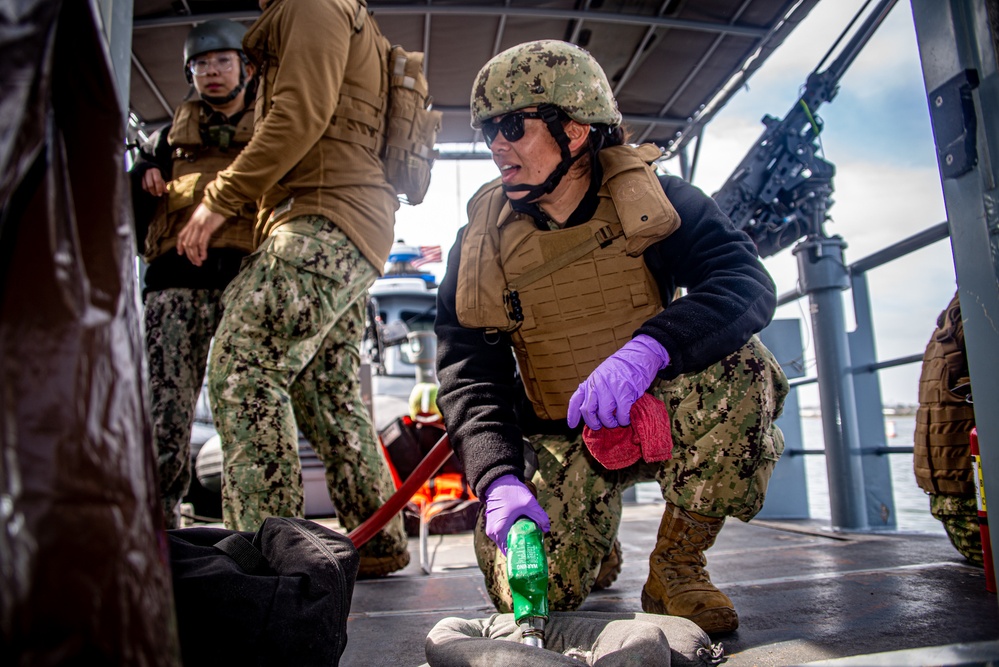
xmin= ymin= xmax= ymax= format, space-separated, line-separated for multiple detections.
xmin=757 ymin=220 xmax=952 ymax=531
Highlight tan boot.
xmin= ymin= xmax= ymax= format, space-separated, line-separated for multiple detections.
xmin=592 ymin=539 xmax=622 ymax=590
xmin=641 ymin=502 xmax=739 ymax=634
xmin=357 ymin=548 xmax=410 ymax=578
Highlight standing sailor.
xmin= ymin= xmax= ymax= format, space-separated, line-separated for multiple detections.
xmin=176 ymin=0 xmax=409 ymax=577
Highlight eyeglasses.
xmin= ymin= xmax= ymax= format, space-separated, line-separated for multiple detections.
xmin=481 ymin=110 xmax=545 ymax=146
xmin=189 ymin=54 xmax=236 ymax=76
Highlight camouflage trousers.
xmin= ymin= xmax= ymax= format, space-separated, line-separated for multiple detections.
xmin=208 ymin=215 xmax=406 ymax=559
xmin=930 ymin=493 xmax=983 ymax=566
xmin=475 ymin=335 xmax=789 ymax=611
xmin=145 ymin=287 xmax=225 ymax=529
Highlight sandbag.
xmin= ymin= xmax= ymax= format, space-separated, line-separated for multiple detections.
xmin=423 ymin=611 xmax=725 ymax=667
xmin=168 ymin=517 xmax=359 ymax=667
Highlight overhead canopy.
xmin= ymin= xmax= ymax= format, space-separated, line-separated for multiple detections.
xmin=129 ymin=0 xmax=819 ymax=158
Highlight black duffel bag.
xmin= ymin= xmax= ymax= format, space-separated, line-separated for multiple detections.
xmin=167 ymin=517 xmax=359 ymax=667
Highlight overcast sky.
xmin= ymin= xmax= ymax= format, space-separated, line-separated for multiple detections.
xmin=392 ymin=0 xmax=955 ymax=406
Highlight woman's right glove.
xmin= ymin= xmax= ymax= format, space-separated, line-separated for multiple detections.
xmin=482 ymin=474 xmax=551 ymax=554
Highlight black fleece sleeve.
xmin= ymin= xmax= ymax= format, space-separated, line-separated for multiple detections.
xmin=434 ymin=227 xmax=527 ymax=497
xmin=128 ymin=126 xmax=172 ymax=251
xmin=636 ymin=175 xmax=777 ymax=380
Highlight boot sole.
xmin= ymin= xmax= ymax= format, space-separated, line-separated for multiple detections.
xmin=641 ymin=589 xmax=739 ymax=635
xmin=358 ymin=550 xmax=411 ymax=579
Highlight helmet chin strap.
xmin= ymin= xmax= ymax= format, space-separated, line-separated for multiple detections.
xmin=502 ymin=104 xmax=585 ymax=203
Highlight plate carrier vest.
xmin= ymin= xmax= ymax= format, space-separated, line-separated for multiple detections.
xmin=456 ymin=144 xmax=680 ymax=420
xmin=144 ymin=100 xmax=256 ymax=262
xmin=914 ymin=291 xmax=976 ymax=496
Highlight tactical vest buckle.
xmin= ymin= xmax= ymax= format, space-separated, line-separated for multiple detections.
xmin=595 ymin=225 xmax=614 ymax=248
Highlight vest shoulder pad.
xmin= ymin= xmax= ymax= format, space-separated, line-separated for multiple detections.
xmin=167 ymin=101 xmax=204 ymax=146
xmin=465 ymin=177 xmax=510 ymax=231
xmin=599 ymin=144 xmax=680 ymax=255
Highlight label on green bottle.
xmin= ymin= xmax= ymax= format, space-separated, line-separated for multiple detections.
xmin=507 ymin=518 xmax=549 ymax=623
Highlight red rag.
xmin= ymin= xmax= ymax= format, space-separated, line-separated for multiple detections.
xmin=582 ymin=394 xmax=673 ymax=470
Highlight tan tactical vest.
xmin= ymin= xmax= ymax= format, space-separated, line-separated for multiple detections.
xmin=913 ymin=291 xmax=976 ymax=496
xmin=456 ymin=143 xmax=680 ymax=420
xmin=143 ymin=100 xmax=257 ymax=262
xmin=321 ymin=1 xmax=388 ymax=157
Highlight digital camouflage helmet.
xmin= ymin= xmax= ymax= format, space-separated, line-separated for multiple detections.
xmin=470 ymin=40 xmax=622 ymax=129
xmin=471 ymin=40 xmax=621 ymax=201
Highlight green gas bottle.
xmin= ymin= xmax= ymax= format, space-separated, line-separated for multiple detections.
xmin=506 ymin=517 xmax=548 ymax=648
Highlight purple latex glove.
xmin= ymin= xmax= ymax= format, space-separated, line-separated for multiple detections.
xmin=567 ymin=334 xmax=670 ymax=430
xmin=483 ymin=474 xmax=551 ymax=554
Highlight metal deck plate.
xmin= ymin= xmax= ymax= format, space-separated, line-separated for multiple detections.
xmin=336 ymin=502 xmax=999 ymax=666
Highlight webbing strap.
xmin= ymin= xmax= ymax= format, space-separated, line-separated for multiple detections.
xmin=339 ymin=83 xmax=384 ymax=111
xmin=919 ymin=432 xmax=976 ymax=448
xmin=384 ymin=142 xmax=434 ymax=159
xmin=914 ymin=452 xmax=973 ymax=467
xmin=508 ymin=225 xmax=620 ymax=292
xmin=214 ymin=533 xmax=269 ymax=575
xmin=333 ymin=105 xmax=383 ymax=131
xmin=324 ymin=124 xmax=381 ymax=151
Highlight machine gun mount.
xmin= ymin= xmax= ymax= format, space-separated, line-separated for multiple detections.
xmin=712 ymin=0 xmax=898 ymax=258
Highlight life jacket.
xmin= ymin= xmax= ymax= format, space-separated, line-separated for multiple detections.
xmin=143 ymin=100 xmax=257 ymax=262
xmin=456 ymin=143 xmax=680 ymax=420
xmin=409 ymin=473 xmax=476 ymax=508
xmin=377 ymin=414 xmax=478 ymax=534
xmin=913 ymin=291 xmax=976 ymax=496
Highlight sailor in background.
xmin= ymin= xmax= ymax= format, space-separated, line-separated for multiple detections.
xmin=914 ymin=290 xmax=982 ymax=566
xmin=130 ymin=19 xmax=257 ymax=529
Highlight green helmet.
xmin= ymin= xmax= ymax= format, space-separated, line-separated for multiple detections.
xmin=183 ymin=19 xmax=247 ymax=72
xmin=470 ymin=40 xmax=622 ymax=129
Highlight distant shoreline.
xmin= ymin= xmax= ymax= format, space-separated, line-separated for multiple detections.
xmin=799 ymin=406 xmax=917 ymax=418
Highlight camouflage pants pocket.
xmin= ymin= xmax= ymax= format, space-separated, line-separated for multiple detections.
xmin=215 ymin=216 xmax=376 ymax=376
xmin=221 ymin=445 xmax=306 ymax=532
xmin=650 ymin=335 xmax=788 ymax=520
xmin=216 ymin=248 xmax=327 ymax=377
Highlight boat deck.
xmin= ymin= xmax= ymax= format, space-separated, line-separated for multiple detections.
xmin=333 ymin=501 xmax=999 ymax=666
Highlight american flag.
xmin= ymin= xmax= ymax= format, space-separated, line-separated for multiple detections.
xmin=411 ymin=245 xmax=443 ymax=267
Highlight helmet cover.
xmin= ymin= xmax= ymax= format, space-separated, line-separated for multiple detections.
xmin=470 ymin=39 xmax=622 ymax=129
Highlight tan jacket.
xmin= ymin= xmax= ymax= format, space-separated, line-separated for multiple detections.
xmin=143 ymin=100 xmax=256 ymax=262
xmin=202 ymin=0 xmax=398 ymax=271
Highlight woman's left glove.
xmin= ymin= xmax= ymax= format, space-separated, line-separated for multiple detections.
xmin=567 ymin=334 xmax=670 ymax=430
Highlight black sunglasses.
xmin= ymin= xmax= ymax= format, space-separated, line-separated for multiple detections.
xmin=481 ymin=110 xmax=546 ymax=146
